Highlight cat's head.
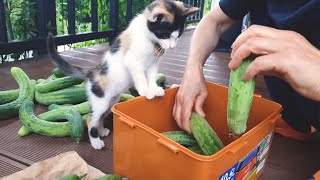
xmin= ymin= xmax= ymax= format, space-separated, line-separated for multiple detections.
xmin=145 ymin=0 xmax=199 ymax=49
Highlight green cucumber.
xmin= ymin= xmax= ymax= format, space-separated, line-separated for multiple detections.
xmin=18 ymin=113 xmax=88 ymax=137
xmin=36 ymin=76 xmax=83 ymax=93
xmin=0 ymin=79 xmax=37 ymax=105
xmin=119 ymin=93 xmax=135 ymax=102
xmin=36 ymin=79 xmax=46 ymax=84
xmin=73 ymin=82 xmax=86 ymax=88
xmin=48 ymin=104 xmax=72 ymax=111
xmin=156 ymin=73 xmax=166 ymax=86
xmin=19 ymin=100 xmax=84 ymax=143
xmin=161 ymin=131 xmax=198 ymax=147
xmin=51 ymin=68 xmax=66 ymax=78
xmin=54 ymin=174 xmax=87 ymax=180
xmin=128 ymin=87 xmax=140 ymax=97
xmin=35 ymin=87 xmax=87 ymax=105
xmin=0 ymin=68 xmax=34 ymax=120
xmin=187 ymin=145 xmax=205 ymax=155
xmin=43 ymin=101 xmax=91 ymax=116
xmin=0 ymin=89 xmax=19 ymax=104
xmin=190 ymin=112 xmax=224 ymax=156
xmin=227 ymin=56 xmax=256 ymax=136
xmin=94 ymin=174 xmax=122 ymax=180
xmin=128 ymin=73 xmax=166 ymax=97
xmin=18 ymin=126 xmax=31 ymax=137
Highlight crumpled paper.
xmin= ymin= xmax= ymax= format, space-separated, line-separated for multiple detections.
xmin=3 ymin=151 xmax=106 ymax=180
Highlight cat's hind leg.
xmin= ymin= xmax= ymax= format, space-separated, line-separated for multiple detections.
xmin=87 ymin=93 xmax=109 ymax=149
xmin=97 ymin=94 xmax=121 ymax=137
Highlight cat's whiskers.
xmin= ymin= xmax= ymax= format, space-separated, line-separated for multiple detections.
xmin=154 ymin=46 xmax=164 ymax=59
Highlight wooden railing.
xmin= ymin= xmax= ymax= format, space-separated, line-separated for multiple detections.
xmin=0 ymin=0 xmax=205 ymax=56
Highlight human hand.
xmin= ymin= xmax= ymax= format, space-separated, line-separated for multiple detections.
xmin=229 ymin=25 xmax=320 ymax=101
xmin=173 ymin=64 xmax=208 ymax=133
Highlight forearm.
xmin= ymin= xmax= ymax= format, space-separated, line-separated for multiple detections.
xmin=187 ymin=5 xmax=235 ymax=68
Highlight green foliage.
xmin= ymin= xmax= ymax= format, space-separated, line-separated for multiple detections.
xmin=1 ymin=0 xmax=211 ymax=63
xmin=1 ymin=0 xmax=37 ymax=62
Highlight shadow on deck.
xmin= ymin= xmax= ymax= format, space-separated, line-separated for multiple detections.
xmin=0 ymin=28 xmax=319 ymax=179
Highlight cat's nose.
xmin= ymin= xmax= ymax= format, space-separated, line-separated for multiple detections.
xmin=170 ymin=44 xmax=176 ymax=49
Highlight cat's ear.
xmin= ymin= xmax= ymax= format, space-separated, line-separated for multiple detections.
xmin=149 ymin=8 xmax=173 ymax=23
xmin=175 ymin=2 xmax=199 ymax=17
xmin=183 ymin=4 xmax=199 ymax=17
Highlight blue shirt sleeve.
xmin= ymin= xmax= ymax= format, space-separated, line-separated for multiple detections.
xmin=219 ymin=0 xmax=254 ymax=20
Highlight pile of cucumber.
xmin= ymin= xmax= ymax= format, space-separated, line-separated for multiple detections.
xmin=162 ymin=112 xmax=225 ymax=156
xmin=0 ymin=66 xmax=166 ymax=143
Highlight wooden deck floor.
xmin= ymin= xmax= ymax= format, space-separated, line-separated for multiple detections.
xmin=0 ymin=28 xmax=320 ymax=179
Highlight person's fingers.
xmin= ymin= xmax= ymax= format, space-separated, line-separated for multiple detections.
xmin=229 ymin=37 xmax=288 ymax=70
xmin=194 ymin=93 xmax=207 ymax=117
xmin=242 ymin=53 xmax=287 ymax=81
xmin=180 ymin=97 xmax=195 ymax=133
xmin=173 ymin=93 xmax=183 ymax=129
xmin=231 ymin=25 xmax=282 ymax=54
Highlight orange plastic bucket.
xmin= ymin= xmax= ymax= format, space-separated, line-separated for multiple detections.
xmin=112 ymin=81 xmax=282 ymax=180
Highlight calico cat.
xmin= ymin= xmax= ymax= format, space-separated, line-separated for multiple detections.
xmin=47 ymin=0 xmax=199 ymax=149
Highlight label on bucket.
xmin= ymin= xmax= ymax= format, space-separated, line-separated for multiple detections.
xmin=219 ymin=131 xmax=273 ymax=180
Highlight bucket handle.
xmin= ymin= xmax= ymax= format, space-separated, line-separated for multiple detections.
xmin=119 ymin=116 xmax=136 ymax=128
xmin=157 ymin=138 xmax=180 ymax=154
xmin=226 ymin=141 xmax=248 ymax=155
xmin=270 ymin=114 xmax=282 ymax=125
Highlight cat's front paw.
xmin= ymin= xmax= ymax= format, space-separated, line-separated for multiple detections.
xmin=153 ymin=86 xmax=165 ymax=97
xmin=146 ymin=86 xmax=164 ymax=99
xmin=137 ymin=88 xmax=148 ymax=97
xmin=90 ymin=138 xmax=105 ymax=150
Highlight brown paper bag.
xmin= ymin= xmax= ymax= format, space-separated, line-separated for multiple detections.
xmin=3 ymin=151 xmax=106 ymax=180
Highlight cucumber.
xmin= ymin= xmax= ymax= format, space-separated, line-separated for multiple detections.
xmin=18 ymin=112 xmax=88 ymax=137
xmin=190 ymin=112 xmax=224 ymax=156
xmin=124 ymin=89 xmax=131 ymax=95
xmin=51 ymin=68 xmax=66 ymax=78
xmin=156 ymin=73 xmax=166 ymax=86
xmin=19 ymin=100 xmax=84 ymax=143
xmin=46 ymin=101 xmax=90 ymax=116
xmin=47 ymin=74 xmax=58 ymax=81
xmin=18 ymin=126 xmax=31 ymax=137
xmin=0 ymin=89 xmax=19 ymax=104
xmin=128 ymin=73 xmax=166 ymax=97
xmin=227 ymin=56 xmax=256 ymax=136
xmin=48 ymin=104 xmax=72 ymax=111
xmin=0 ymin=79 xmax=37 ymax=105
xmin=36 ymin=79 xmax=46 ymax=84
xmin=54 ymin=174 xmax=87 ymax=180
xmin=161 ymin=131 xmax=198 ymax=147
xmin=128 ymin=87 xmax=140 ymax=97
xmin=36 ymin=76 xmax=83 ymax=93
xmin=35 ymin=87 xmax=87 ymax=105
xmin=119 ymin=93 xmax=135 ymax=102
xmin=0 ymin=68 xmax=35 ymax=120
xmin=94 ymin=174 xmax=122 ymax=180
xmin=74 ymin=82 xmax=86 ymax=88
xmin=187 ymin=145 xmax=205 ymax=155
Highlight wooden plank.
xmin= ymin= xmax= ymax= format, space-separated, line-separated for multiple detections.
xmin=0 ymin=155 xmax=28 ymax=178
xmin=0 ymin=150 xmax=34 ymax=166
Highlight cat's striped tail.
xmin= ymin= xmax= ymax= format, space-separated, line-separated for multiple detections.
xmin=46 ymin=33 xmax=85 ymax=79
